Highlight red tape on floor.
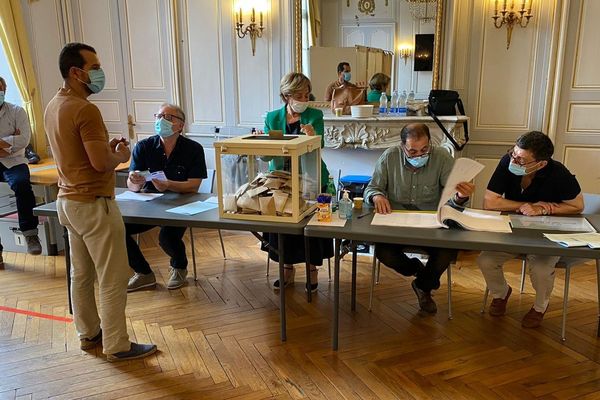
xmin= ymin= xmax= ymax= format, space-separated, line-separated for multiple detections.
xmin=0 ymin=306 xmax=73 ymax=323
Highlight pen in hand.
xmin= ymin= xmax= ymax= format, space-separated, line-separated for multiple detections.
xmin=357 ymin=211 xmax=372 ymax=219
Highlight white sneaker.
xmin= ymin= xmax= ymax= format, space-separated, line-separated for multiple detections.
xmin=127 ymin=272 xmax=156 ymax=292
xmin=167 ymin=268 xmax=187 ymax=290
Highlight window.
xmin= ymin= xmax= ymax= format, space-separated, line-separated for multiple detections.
xmin=0 ymin=47 xmax=24 ymax=107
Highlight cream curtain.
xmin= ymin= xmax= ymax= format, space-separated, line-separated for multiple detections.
xmin=0 ymin=0 xmax=47 ymax=156
xmin=307 ymin=0 xmax=321 ymax=47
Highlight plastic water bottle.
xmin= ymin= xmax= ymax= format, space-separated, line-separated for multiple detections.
xmin=379 ymin=92 xmax=388 ymax=115
xmin=408 ymin=90 xmax=415 ymax=102
xmin=338 ymin=190 xmax=353 ymax=220
xmin=398 ymin=90 xmax=407 ymax=116
xmin=390 ymin=90 xmax=399 ymax=114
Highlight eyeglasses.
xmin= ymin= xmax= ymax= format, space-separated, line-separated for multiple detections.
xmin=507 ymin=148 xmax=537 ymax=166
xmin=154 ymin=113 xmax=184 ymax=122
xmin=403 ymin=145 xmax=430 ymax=158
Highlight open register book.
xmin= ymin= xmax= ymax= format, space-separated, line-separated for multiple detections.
xmin=371 ymin=158 xmax=512 ymax=233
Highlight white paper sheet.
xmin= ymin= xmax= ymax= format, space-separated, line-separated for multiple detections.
xmin=115 ymin=191 xmax=164 ymax=202
xmin=371 ymin=211 xmax=441 ymax=228
xmin=510 ymin=215 xmax=596 ymax=232
xmin=147 ymin=171 xmax=167 ymax=182
xmin=436 ymin=158 xmax=485 ymax=218
xmin=165 ymin=201 xmax=218 ymax=216
xmin=204 ymin=196 xmax=219 ymax=204
xmin=543 ymin=232 xmax=600 ymax=248
xmin=307 ymin=213 xmax=348 ymax=227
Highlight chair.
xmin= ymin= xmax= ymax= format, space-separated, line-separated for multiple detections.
xmin=481 ymin=192 xmax=600 ymax=341
xmin=265 ymin=241 xmax=332 ymax=281
xmin=368 ymin=246 xmax=456 ymax=320
xmin=190 ymin=169 xmax=227 ymax=280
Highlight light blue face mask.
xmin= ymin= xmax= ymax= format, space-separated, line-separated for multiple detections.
xmin=0 ymin=91 xmax=4 ymax=106
xmin=155 ymin=117 xmax=175 ymax=138
xmin=508 ymin=160 xmax=540 ymax=176
xmin=343 ymin=72 xmax=351 ymax=82
xmin=406 ymin=154 xmax=429 ymax=168
xmin=77 ymin=67 xmax=105 ymax=94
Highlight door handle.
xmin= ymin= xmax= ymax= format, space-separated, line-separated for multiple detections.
xmin=127 ymin=114 xmax=136 ymax=141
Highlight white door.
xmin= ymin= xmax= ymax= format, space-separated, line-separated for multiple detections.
xmin=69 ymin=0 xmax=177 ymax=142
xmin=553 ymin=0 xmax=600 ymax=194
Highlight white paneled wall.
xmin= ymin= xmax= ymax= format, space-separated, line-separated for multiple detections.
xmin=23 ymin=0 xmax=292 ymax=147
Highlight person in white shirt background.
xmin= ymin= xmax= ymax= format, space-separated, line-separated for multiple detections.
xmin=0 ymin=77 xmax=42 ymax=259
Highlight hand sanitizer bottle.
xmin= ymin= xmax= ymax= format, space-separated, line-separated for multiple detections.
xmin=338 ymin=190 xmax=353 ymax=220
xmin=379 ymin=92 xmax=388 ymax=115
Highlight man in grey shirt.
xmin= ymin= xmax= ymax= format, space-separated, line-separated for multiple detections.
xmin=364 ymin=123 xmax=474 ymax=314
xmin=0 ymin=77 xmax=42 ymax=258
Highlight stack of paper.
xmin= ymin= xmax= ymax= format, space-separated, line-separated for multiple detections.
xmin=543 ymin=233 xmax=600 ymax=248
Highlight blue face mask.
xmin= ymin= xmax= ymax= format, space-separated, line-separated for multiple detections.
xmin=406 ymin=154 xmax=429 ymax=168
xmin=508 ymin=160 xmax=541 ymax=176
xmin=155 ymin=117 xmax=175 ymax=138
xmin=343 ymin=72 xmax=351 ymax=82
xmin=0 ymin=91 xmax=4 ymax=106
xmin=77 ymin=68 xmax=105 ymax=94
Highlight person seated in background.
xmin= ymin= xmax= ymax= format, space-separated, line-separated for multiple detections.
xmin=125 ymin=103 xmax=207 ymax=292
xmin=364 ymin=123 xmax=474 ymax=314
xmin=0 ymin=76 xmax=42 ymax=258
xmin=366 ymin=73 xmax=391 ymax=102
xmin=324 ymin=61 xmax=364 ymax=101
xmin=263 ymin=72 xmax=333 ymax=293
xmin=477 ymin=131 xmax=584 ymax=328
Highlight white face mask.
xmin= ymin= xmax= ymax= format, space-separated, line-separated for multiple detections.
xmin=290 ymin=99 xmax=309 ymax=114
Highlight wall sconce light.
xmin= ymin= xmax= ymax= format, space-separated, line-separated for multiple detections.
xmin=235 ymin=1 xmax=266 ymax=56
xmin=399 ymin=45 xmax=412 ymax=65
xmin=492 ymin=0 xmax=533 ymax=49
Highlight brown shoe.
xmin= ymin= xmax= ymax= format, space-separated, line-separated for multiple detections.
xmin=411 ymin=280 xmax=437 ymax=314
xmin=489 ymin=286 xmax=512 ymax=316
xmin=521 ymin=307 xmax=546 ymax=328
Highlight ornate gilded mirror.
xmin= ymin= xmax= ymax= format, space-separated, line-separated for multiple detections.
xmin=293 ymin=0 xmax=444 ymax=100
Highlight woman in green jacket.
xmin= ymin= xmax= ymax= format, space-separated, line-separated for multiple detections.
xmin=262 ymin=72 xmax=333 ymax=292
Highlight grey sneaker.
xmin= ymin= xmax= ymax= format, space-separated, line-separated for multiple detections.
xmin=107 ymin=342 xmax=157 ymax=362
xmin=25 ymin=235 xmax=42 ymax=255
xmin=167 ymin=268 xmax=187 ymax=290
xmin=80 ymin=330 xmax=102 ymax=350
xmin=127 ymin=272 xmax=156 ymax=292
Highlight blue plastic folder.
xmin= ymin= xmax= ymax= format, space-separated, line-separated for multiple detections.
xmin=165 ymin=201 xmax=218 ymax=216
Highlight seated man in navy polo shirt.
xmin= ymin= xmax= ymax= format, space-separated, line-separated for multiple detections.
xmin=478 ymin=131 xmax=584 ymax=328
xmin=126 ymin=103 xmax=207 ymax=291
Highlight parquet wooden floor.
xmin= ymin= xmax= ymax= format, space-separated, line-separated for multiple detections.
xmin=1 ymin=228 xmax=600 ymax=399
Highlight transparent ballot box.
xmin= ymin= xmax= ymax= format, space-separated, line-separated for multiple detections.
xmin=214 ymin=134 xmax=321 ymax=223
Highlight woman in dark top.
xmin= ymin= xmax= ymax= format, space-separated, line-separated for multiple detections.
xmin=262 ymin=72 xmax=333 ymax=293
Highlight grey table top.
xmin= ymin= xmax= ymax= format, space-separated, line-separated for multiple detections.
xmin=304 ymin=207 xmax=600 ymax=259
xmin=34 ymin=190 xmax=308 ymax=235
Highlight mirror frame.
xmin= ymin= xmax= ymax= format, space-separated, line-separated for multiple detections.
xmin=293 ymin=0 xmax=444 ymax=90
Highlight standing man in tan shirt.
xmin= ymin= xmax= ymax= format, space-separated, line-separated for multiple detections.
xmin=44 ymin=42 xmax=156 ymax=361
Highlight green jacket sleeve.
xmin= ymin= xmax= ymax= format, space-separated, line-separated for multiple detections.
xmin=364 ymin=149 xmax=390 ymax=205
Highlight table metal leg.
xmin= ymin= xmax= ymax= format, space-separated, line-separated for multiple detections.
xmin=351 ymin=242 xmax=357 ymax=312
xmin=63 ymin=227 xmax=72 ymax=315
xmin=333 ymin=238 xmax=341 ymax=350
xmin=305 ymin=235 xmax=312 ymax=302
xmin=278 ymin=234 xmax=287 ymax=342
xmin=44 ymin=186 xmax=58 ymax=255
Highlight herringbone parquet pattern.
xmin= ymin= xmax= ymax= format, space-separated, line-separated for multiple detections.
xmin=1 ymin=228 xmax=600 ymax=399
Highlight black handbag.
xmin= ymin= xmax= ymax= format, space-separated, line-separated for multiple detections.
xmin=427 ymin=90 xmax=469 ymax=151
